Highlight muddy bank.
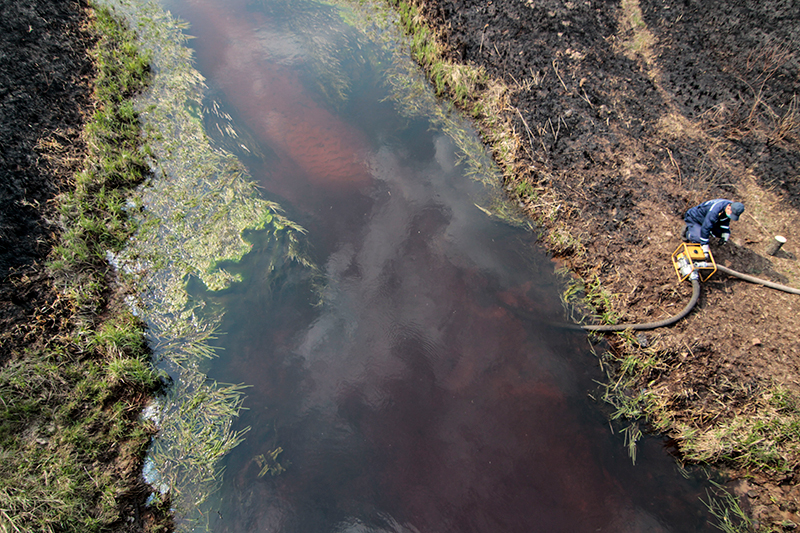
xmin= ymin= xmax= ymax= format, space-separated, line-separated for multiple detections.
xmin=412 ymin=0 xmax=800 ymax=528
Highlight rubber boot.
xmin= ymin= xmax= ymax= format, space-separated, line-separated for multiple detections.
xmin=681 ymin=224 xmax=690 ymax=242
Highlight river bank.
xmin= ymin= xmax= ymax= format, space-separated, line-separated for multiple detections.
xmin=0 ymin=1 xmax=169 ymax=530
xmin=403 ymin=0 xmax=800 ymax=528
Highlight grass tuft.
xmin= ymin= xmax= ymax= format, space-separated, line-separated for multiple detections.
xmin=703 ymin=481 xmax=752 ymax=533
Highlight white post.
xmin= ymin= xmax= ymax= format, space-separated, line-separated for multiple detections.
xmin=766 ymin=235 xmax=787 ymax=256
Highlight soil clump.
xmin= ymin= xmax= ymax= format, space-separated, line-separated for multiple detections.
xmin=414 ymin=0 xmax=800 ymax=528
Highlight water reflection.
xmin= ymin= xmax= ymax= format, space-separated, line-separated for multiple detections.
xmin=161 ymin=0 xmax=714 ymax=530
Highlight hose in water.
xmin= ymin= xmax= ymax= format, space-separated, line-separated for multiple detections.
xmin=580 ymin=263 xmax=800 ymax=332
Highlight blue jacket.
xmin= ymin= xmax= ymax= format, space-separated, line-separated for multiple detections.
xmin=684 ymin=199 xmax=732 ymax=245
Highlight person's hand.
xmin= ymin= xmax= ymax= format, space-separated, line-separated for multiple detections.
xmin=701 ymin=244 xmax=711 ymax=261
xmin=721 ymin=233 xmax=730 ymax=244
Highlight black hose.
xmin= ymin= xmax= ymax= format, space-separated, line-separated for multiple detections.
xmin=716 ymin=264 xmax=800 ymax=295
xmin=578 ymin=263 xmax=800 ymax=332
xmin=580 ymin=278 xmax=701 ymax=332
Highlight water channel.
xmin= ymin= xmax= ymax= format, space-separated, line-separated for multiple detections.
xmin=121 ymin=0 xmax=720 ymax=529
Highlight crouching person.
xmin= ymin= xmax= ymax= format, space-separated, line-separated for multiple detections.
xmin=682 ymin=199 xmax=745 ymax=259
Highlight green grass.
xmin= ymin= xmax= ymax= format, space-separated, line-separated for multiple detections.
xmin=51 ymin=6 xmax=151 ymax=283
xmin=0 ymin=4 xmax=166 ymax=532
xmin=584 ymin=274 xmax=619 ymax=325
xmin=595 ymin=344 xmax=661 ymax=464
xmin=0 ymin=345 xmax=160 ymax=532
xmin=675 ymin=384 xmax=800 ymax=473
xmin=596 ymin=333 xmax=800 ymax=477
xmin=703 ymin=481 xmax=752 ymax=533
xmin=86 ymin=1 xmax=314 ymax=522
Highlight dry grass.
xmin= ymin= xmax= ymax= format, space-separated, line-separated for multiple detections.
xmin=616 ymin=0 xmax=655 ymax=64
xmin=595 ymin=334 xmax=800 ymax=477
xmin=699 ymin=41 xmax=798 ymax=148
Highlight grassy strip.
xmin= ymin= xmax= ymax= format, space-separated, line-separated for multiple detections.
xmin=587 ymin=319 xmax=800 ymax=533
xmin=596 ymin=335 xmax=800 ymax=475
xmin=0 ymin=5 xmax=167 ymax=532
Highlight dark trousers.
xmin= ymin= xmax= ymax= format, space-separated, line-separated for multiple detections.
xmin=682 ymin=223 xmax=703 ymax=243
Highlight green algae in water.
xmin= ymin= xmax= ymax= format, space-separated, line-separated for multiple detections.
xmin=95 ymin=0 xmax=312 ymax=527
xmin=98 ymin=0 xmax=530 ymax=527
xmin=250 ymin=0 xmax=366 ymax=109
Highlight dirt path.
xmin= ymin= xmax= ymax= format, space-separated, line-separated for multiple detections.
xmin=413 ymin=0 xmax=800 ymax=528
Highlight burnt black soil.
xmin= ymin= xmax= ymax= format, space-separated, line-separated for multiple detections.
xmin=0 ymin=1 xmax=164 ymax=530
xmin=0 ymin=0 xmax=95 ymax=354
xmin=0 ymin=0 xmax=94 ymax=278
xmin=416 ymin=0 xmax=800 ymax=528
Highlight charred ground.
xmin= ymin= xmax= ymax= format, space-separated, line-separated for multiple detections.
xmin=0 ymin=0 xmax=95 ymax=350
xmin=413 ymin=0 xmax=800 ymax=528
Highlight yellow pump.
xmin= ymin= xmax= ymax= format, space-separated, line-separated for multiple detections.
xmin=671 ymin=243 xmax=717 ymax=282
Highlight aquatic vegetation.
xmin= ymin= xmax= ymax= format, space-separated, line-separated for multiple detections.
xmin=702 ymin=481 xmax=752 ymax=533
xmin=255 ymin=447 xmax=288 ymax=477
xmin=325 ymin=0 xmax=531 ymax=227
xmin=95 ymin=0 xmax=312 ymax=526
xmin=558 ymin=270 xmax=619 ymax=329
xmin=93 ymin=0 xmax=566 ymax=526
xmin=144 ymin=372 xmax=251 ymax=506
xmin=379 ymin=0 xmax=527 ymax=193
xmin=250 ymin=0 xmax=373 ymax=109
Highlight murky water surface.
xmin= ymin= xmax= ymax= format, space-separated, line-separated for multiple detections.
xmin=155 ymin=0 xmax=715 ymax=530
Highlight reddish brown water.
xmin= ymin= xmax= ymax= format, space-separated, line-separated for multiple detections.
xmin=162 ymin=0 xmax=717 ymax=530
